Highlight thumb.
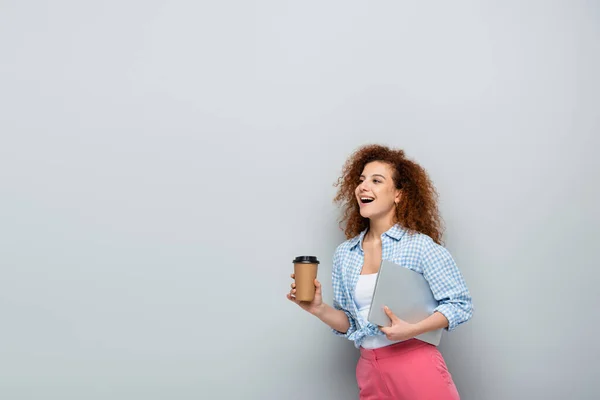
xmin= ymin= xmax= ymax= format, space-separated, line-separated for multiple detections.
xmin=314 ymin=279 xmax=322 ymax=294
xmin=384 ymin=306 xmax=399 ymax=323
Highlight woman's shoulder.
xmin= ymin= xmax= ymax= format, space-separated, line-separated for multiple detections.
xmin=399 ymin=230 xmax=448 ymax=255
xmin=400 ymin=229 xmax=435 ymax=246
xmin=333 ymin=236 xmax=358 ymax=256
xmin=401 ymin=231 xmax=455 ymax=266
xmin=332 ymin=230 xmax=364 ymax=263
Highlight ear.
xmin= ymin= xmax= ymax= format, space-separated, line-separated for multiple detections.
xmin=394 ymin=189 xmax=402 ymax=205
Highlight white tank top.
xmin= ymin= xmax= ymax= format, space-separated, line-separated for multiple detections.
xmin=354 ymin=273 xmax=400 ymax=349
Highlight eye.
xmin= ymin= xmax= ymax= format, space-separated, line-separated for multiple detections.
xmin=373 ymin=179 xmax=381 ymax=183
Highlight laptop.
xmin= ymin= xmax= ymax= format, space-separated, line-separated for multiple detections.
xmin=367 ymin=260 xmax=444 ymax=346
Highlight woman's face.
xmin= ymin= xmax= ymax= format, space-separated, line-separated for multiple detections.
xmin=355 ymin=161 xmax=401 ymax=220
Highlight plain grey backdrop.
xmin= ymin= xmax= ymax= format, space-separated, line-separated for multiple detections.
xmin=1 ymin=1 xmax=599 ymax=399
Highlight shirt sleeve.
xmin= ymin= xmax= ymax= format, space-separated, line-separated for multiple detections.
xmin=331 ymin=245 xmax=358 ymax=338
xmin=420 ymin=238 xmax=474 ymax=331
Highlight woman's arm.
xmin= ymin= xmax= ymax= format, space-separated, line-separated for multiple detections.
xmin=288 ymin=278 xmax=352 ymax=334
xmin=413 ymin=311 xmax=449 ymax=334
xmin=313 ymin=303 xmax=351 ymax=333
xmin=380 ymin=237 xmax=473 ymax=341
xmin=286 ymin=244 xmax=359 ymax=337
xmin=421 ymin=239 xmax=474 ymax=331
xmin=379 ymin=306 xmax=449 ymax=341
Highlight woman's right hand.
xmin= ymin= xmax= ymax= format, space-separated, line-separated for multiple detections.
xmin=286 ymin=273 xmax=324 ymax=316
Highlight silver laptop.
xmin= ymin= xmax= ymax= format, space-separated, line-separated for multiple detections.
xmin=367 ymin=260 xmax=444 ymax=346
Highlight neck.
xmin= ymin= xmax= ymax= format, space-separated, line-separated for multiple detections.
xmin=366 ymin=216 xmax=396 ymax=241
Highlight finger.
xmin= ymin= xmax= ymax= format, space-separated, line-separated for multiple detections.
xmin=290 ymin=282 xmax=296 ymax=289
xmin=287 ymin=293 xmax=299 ymax=304
xmin=314 ymin=279 xmax=322 ymax=294
xmin=379 ymin=326 xmax=393 ymax=340
xmin=290 ymin=273 xmax=295 ymax=279
xmin=384 ymin=306 xmax=400 ymax=322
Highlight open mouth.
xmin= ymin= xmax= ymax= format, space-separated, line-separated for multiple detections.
xmin=360 ymin=197 xmax=375 ymax=204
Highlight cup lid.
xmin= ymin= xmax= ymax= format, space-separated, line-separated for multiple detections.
xmin=293 ymin=256 xmax=319 ymax=264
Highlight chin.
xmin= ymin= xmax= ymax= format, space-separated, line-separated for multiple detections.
xmin=359 ymin=210 xmax=374 ymax=219
xmin=360 ymin=208 xmax=390 ymax=221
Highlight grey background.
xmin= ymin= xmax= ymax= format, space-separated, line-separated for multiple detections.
xmin=1 ymin=1 xmax=599 ymax=399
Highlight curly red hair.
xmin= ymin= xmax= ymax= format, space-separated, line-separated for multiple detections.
xmin=333 ymin=144 xmax=444 ymax=245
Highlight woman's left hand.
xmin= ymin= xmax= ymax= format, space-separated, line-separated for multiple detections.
xmin=379 ymin=306 xmax=420 ymax=341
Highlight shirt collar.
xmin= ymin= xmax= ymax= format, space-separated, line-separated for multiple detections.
xmin=384 ymin=224 xmax=407 ymax=241
xmin=348 ymin=229 xmax=367 ymax=250
xmin=349 ymin=223 xmax=407 ymax=250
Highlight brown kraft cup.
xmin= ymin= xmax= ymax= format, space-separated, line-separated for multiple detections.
xmin=293 ymin=256 xmax=320 ymax=302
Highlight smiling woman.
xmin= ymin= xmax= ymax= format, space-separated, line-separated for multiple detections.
xmin=334 ymin=144 xmax=443 ymax=245
xmin=287 ymin=144 xmax=473 ymax=400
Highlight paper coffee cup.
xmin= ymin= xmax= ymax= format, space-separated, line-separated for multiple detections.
xmin=293 ymin=256 xmax=319 ymax=302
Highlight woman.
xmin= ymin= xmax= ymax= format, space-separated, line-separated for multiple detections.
xmin=287 ymin=144 xmax=473 ymax=399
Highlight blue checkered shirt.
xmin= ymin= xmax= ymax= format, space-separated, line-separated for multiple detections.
xmin=331 ymin=224 xmax=473 ymax=348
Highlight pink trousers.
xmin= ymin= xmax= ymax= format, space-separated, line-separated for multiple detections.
xmin=356 ymin=339 xmax=460 ymax=400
